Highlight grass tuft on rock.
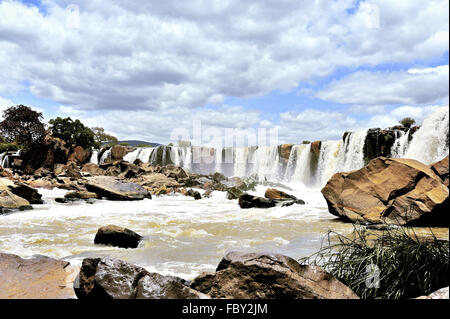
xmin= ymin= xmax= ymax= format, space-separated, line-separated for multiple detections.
xmin=299 ymin=225 xmax=449 ymax=299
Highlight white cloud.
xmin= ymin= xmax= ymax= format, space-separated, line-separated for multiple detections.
xmin=0 ymin=0 xmax=448 ymax=112
xmin=316 ymin=65 xmax=449 ymax=106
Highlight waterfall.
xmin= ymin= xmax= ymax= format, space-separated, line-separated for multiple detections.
xmin=317 ymin=140 xmax=342 ymax=186
xmin=99 ymin=149 xmax=111 ymax=164
xmin=233 ymin=147 xmax=250 ymax=177
xmin=90 ymin=150 xmax=99 ymax=165
xmin=336 ymin=130 xmax=368 ymax=172
xmin=291 ymin=144 xmax=313 ymax=184
xmin=390 ymin=130 xmax=410 ymax=158
xmin=404 ymin=107 xmax=449 ymax=164
xmin=248 ymin=146 xmax=281 ymax=181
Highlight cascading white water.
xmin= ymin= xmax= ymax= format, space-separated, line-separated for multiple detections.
xmin=99 ymin=149 xmax=111 ymax=164
xmin=89 ymin=150 xmax=99 ymax=165
xmin=248 ymin=146 xmax=281 ymax=181
xmin=284 ymin=145 xmax=307 ymax=181
xmin=291 ymin=144 xmax=313 ymax=185
xmin=336 ymin=130 xmax=368 ymax=172
xmin=317 ymin=140 xmax=342 ymax=186
xmin=233 ymin=147 xmax=250 ymax=177
xmin=404 ymin=107 xmax=449 ymax=164
xmin=390 ymin=130 xmax=410 ymax=158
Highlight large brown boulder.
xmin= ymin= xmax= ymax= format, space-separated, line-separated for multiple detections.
xmin=238 ymin=194 xmax=276 ymax=209
xmin=85 ymin=176 xmax=151 ymax=201
xmin=279 ymin=144 xmax=293 ymax=162
xmin=264 ymin=188 xmax=297 ymax=201
xmin=430 ymin=156 xmax=449 ymax=187
xmin=110 ymin=145 xmax=133 ymax=161
xmin=94 ymin=225 xmax=143 ymax=249
xmin=0 ymin=190 xmax=32 ymax=214
xmin=191 ymin=252 xmax=359 ymax=299
xmin=68 ymin=146 xmax=91 ymax=165
xmin=75 ymin=258 xmax=208 ymax=299
xmin=322 ymin=157 xmax=449 ymax=226
xmin=0 ymin=253 xmax=78 ymax=299
xmin=0 ymin=178 xmax=43 ymax=204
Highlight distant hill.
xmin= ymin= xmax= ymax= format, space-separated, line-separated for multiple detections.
xmin=118 ymin=140 xmax=161 ymax=147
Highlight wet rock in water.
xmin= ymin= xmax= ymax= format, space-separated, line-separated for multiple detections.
xmin=186 ymin=189 xmax=202 ymax=200
xmin=139 ymin=173 xmax=179 ymax=192
xmin=154 ymin=165 xmax=189 ymax=181
xmin=191 ymin=252 xmax=359 ymax=299
xmin=322 ymin=157 xmax=449 ymax=226
xmin=226 ymin=186 xmax=244 ymax=200
xmin=65 ymin=191 xmax=99 ymax=200
xmin=75 ymin=258 xmax=207 ymax=299
xmin=0 ymin=253 xmax=78 ymax=299
xmin=430 ymin=156 xmax=449 ymax=187
xmin=94 ymin=225 xmax=143 ymax=249
xmin=0 ymin=190 xmax=32 ymax=214
xmin=238 ymin=194 xmax=276 ymax=209
xmin=0 ymin=178 xmax=43 ymax=204
xmin=264 ymin=188 xmax=297 ymax=201
xmin=281 ymin=199 xmax=306 ymax=207
xmin=85 ymin=176 xmax=151 ymax=201
xmin=135 ymin=273 xmax=209 ymax=299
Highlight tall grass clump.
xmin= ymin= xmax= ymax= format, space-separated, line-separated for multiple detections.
xmin=299 ymin=225 xmax=449 ymax=299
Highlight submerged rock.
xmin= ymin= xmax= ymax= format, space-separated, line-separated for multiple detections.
xmin=65 ymin=191 xmax=99 ymax=200
xmin=322 ymin=157 xmax=449 ymax=226
xmin=85 ymin=176 xmax=151 ymax=201
xmin=238 ymin=194 xmax=276 ymax=209
xmin=264 ymin=188 xmax=297 ymax=201
xmin=0 ymin=253 xmax=77 ymax=299
xmin=94 ymin=225 xmax=143 ymax=249
xmin=75 ymin=258 xmax=207 ymax=299
xmin=191 ymin=252 xmax=359 ymax=299
xmin=186 ymin=189 xmax=202 ymax=200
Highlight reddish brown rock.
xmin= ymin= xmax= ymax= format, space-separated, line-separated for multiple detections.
xmin=430 ymin=156 xmax=449 ymax=187
xmin=68 ymin=146 xmax=91 ymax=165
xmin=191 ymin=252 xmax=359 ymax=299
xmin=264 ymin=188 xmax=297 ymax=201
xmin=322 ymin=157 xmax=449 ymax=226
xmin=0 ymin=253 xmax=78 ymax=299
xmin=81 ymin=163 xmax=106 ymax=176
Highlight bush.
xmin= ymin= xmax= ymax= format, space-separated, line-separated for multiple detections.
xmin=0 ymin=105 xmax=46 ymax=149
xmin=91 ymin=127 xmax=118 ymax=148
xmin=299 ymin=225 xmax=449 ymax=299
xmin=49 ymin=117 xmax=96 ymax=149
xmin=0 ymin=143 xmax=20 ymax=153
xmin=119 ymin=142 xmax=130 ymax=146
xmin=302 ymin=140 xmax=311 ymax=144
xmin=399 ymin=117 xmax=416 ymax=128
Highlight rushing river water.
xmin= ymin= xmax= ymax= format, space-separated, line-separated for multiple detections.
xmin=0 ymin=184 xmax=355 ymax=280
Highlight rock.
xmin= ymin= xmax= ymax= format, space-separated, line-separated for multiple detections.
xmin=54 ymin=162 xmax=82 ymax=179
xmin=81 ymin=163 xmax=106 ymax=176
xmin=191 ymin=252 xmax=359 ymax=299
xmin=65 ymin=191 xmax=98 ymax=200
xmin=154 ymin=165 xmax=189 ymax=181
xmin=94 ymin=225 xmax=143 ymax=248
xmin=75 ymin=258 xmax=207 ymax=299
xmin=226 ymin=186 xmax=244 ymax=200
xmin=238 ymin=194 xmax=276 ymax=209
xmin=322 ymin=157 xmax=449 ymax=226
xmin=430 ymin=156 xmax=449 ymax=187
xmin=264 ymin=188 xmax=297 ymax=201
xmin=135 ymin=273 xmax=210 ymax=299
xmin=281 ymin=199 xmax=306 ymax=207
xmin=21 ymin=134 xmax=70 ymax=171
xmin=416 ymin=287 xmax=449 ymax=299
xmin=85 ymin=176 xmax=151 ymax=201
xmin=0 ymin=190 xmax=32 ymax=213
xmin=105 ymin=165 xmax=122 ymax=177
xmin=110 ymin=145 xmax=133 ymax=161
xmin=279 ymin=144 xmax=294 ymax=162
xmin=186 ymin=189 xmax=202 ymax=200
xmin=28 ymin=178 xmax=57 ymax=189
xmin=310 ymin=141 xmax=321 ymax=157
xmin=8 ymin=182 xmax=44 ymax=204
xmin=139 ymin=173 xmax=179 ymax=190
xmin=68 ymin=146 xmax=91 ymax=166
xmin=33 ymin=167 xmax=52 ymax=177
xmin=0 ymin=253 xmax=78 ymax=299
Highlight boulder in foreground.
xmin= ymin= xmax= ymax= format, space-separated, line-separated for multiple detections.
xmin=191 ymin=252 xmax=359 ymax=299
xmin=94 ymin=225 xmax=143 ymax=249
xmin=0 ymin=253 xmax=77 ymax=299
xmin=239 ymin=194 xmax=276 ymax=209
xmin=322 ymin=157 xmax=449 ymax=226
xmin=85 ymin=176 xmax=151 ymax=201
xmin=75 ymin=258 xmax=208 ymax=299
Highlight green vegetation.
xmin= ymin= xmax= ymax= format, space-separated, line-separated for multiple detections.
xmin=302 ymin=140 xmax=311 ymax=144
xmin=0 ymin=105 xmax=46 ymax=149
xmin=91 ymin=127 xmax=118 ymax=148
xmin=119 ymin=142 xmax=130 ymax=146
xmin=0 ymin=143 xmax=20 ymax=153
xmin=48 ymin=117 xmax=96 ymax=149
xmin=299 ymin=225 xmax=449 ymax=299
xmin=399 ymin=117 xmax=416 ymax=128
xmin=136 ymin=144 xmax=151 ymax=148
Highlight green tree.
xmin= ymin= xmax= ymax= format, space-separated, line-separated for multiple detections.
xmin=91 ymin=127 xmax=118 ymax=148
xmin=302 ymin=140 xmax=311 ymax=144
xmin=0 ymin=105 xmax=46 ymax=148
xmin=48 ymin=117 xmax=95 ymax=149
xmin=399 ymin=117 xmax=416 ymax=128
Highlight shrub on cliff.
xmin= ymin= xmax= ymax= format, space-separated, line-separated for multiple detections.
xmin=0 ymin=105 xmax=46 ymax=149
xmin=299 ymin=225 xmax=449 ymax=299
xmin=91 ymin=126 xmax=118 ymax=148
xmin=399 ymin=117 xmax=416 ymax=128
xmin=49 ymin=117 xmax=96 ymax=149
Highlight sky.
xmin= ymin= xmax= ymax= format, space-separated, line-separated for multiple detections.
xmin=0 ymin=0 xmax=448 ymax=146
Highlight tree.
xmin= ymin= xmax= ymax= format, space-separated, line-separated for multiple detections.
xmin=302 ymin=140 xmax=311 ymax=144
xmin=91 ymin=127 xmax=118 ymax=148
xmin=399 ymin=117 xmax=416 ymax=128
xmin=0 ymin=105 xmax=46 ymax=148
xmin=48 ymin=117 xmax=95 ymax=149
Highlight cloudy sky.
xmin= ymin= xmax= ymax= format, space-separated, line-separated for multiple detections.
xmin=0 ymin=0 xmax=448 ymax=146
